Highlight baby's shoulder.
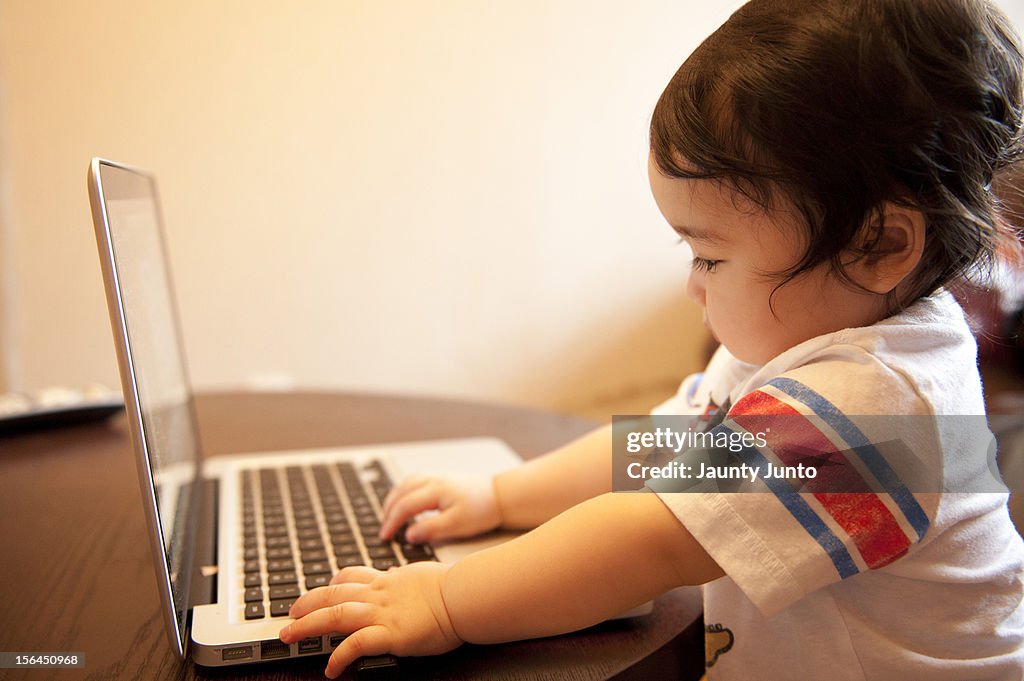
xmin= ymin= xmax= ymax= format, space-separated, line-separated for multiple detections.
xmin=734 ymin=292 xmax=985 ymax=417
xmin=751 ymin=346 xmax=927 ymax=417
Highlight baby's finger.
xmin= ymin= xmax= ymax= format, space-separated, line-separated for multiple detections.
xmin=405 ymin=510 xmax=458 ymax=543
xmin=380 ymin=485 xmax=436 ymax=540
xmin=279 ymin=601 xmax=377 ymax=645
xmin=330 ymin=565 xmax=380 ymax=586
xmin=382 ymin=475 xmax=429 ymax=515
xmin=379 ymin=485 xmax=444 ymax=539
xmin=325 ymin=625 xmax=391 ymax=680
xmin=288 ymin=583 xmax=367 ymax=619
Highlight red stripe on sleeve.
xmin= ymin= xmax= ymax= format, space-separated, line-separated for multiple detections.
xmin=730 ymin=390 xmax=911 ymax=569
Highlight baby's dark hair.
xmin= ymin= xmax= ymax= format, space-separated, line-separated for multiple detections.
xmin=650 ymin=0 xmax=1024 ymax=311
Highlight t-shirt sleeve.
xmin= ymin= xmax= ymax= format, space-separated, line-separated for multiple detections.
xmin=652 ymin=344 xmax=758 ymax=416
xmin=651 ymin=356 xmax=938 ymax=617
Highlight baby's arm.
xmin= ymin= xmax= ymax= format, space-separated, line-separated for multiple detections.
xmin=282 ymin=491 xmax=722 ymax=677
xmin=444 ymin=491 xmax=722 ymax=641
xmin=493 ymin=422 xmax=616 ymax=528
xmin=380 ymin=423 xmax=616 ymax=541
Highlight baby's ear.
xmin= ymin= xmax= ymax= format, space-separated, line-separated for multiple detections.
xmin=844 ymin=202 xmax=926 ymax=294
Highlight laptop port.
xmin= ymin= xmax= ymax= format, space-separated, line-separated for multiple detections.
xmin=298 ymin=637 xmax=323 ymax=654
xmin=329 ymin=635 xmax=345 ymax=648
xmin=260 ymin=639 xmax=290 ymax=660
xmin=221 ymin=646 xmax=252 ymax=661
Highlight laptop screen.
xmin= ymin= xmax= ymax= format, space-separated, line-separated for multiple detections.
xmin=89 ymin=159 xmax=199 ymax=655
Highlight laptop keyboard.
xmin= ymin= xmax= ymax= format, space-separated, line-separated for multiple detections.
xmin=239 ymin=461 xmax=435 ymax=620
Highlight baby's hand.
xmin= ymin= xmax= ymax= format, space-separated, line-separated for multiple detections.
xmin=279 ymin=563 xmax=462 ymax=679
xmin=379 ymin=475 xmax=501 ymax=543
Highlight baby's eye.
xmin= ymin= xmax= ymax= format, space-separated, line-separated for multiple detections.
xmin=691 ymin=256 xmax=721 ymax=273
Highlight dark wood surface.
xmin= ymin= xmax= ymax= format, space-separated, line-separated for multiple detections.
xmin=0 ymin=391 xmax=703 ymax=681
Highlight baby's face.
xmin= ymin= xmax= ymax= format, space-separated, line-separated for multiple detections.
xmin=648 ymin=155 xmax=883 ymax=365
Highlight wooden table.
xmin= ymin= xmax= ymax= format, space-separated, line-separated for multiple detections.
xmin=0 ymin=391 xmax=703 ymax=681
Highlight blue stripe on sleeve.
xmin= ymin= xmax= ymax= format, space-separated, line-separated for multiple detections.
xmin=765 ymin=377 xmax=931 ymax=540
xmin=715 ymin=424 xmax=861 ymax=578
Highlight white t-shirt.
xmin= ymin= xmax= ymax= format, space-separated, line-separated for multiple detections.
xmin=651 ymin=291 xmax=1024 ymax=680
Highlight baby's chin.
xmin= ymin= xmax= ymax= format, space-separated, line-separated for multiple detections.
xmin=704 ymin=313 xmax=774 ymax=365
xmin=717 ymin=336 xmax=774 ymax=368
xmin=706 ymin=315 xmax=806 ymax=366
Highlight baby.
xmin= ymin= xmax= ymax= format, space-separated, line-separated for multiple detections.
xmin=281 ymin=0 xmax=1024 ymax=677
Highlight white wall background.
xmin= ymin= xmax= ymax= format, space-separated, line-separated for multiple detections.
xmin=1 ymin=0 xmax=747 ymax=417
xmin=4 ymin=1 xmax=1021 ymax=417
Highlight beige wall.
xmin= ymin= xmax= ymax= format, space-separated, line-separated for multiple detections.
xmin=0 ymin=1 xmax=735 ymax=416
xmin=0 ymin=71 xmax=13 ymax=395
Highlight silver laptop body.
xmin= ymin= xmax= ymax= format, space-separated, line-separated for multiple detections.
xmin=87 ymin=158 xmax=524 ymax=666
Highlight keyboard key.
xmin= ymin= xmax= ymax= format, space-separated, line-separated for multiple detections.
xmin=353 ymin=508 xmax=374 ymax=521
xmin=270 ymin=598 xmax=296 ymax=617
xmin=245 ymin=602 xmax=266 ymax=619
xmin=269 ymin=584 xmax=300 ymax=599
xmin=301 ymin=549 xmax=328 ymax=562
xmin=244 ymin=547 xmax=259 ymax=561
xmin=306 ymin=574 xmax=331 ymax=589
xmin=266 ymin=536 xmax=291 ymax=549
xmin=368 ymin=546 xmax=397 ymax=560
xmin=324 ymin=512 xmax=347 ymax=525
xmin=244 ymin=559 xmax=261 ymax=573
xmin=337 ymin=555 xmax=366 ymax=568
xmin=333 ymin=541 xmax=361 ymax=557
xmin=267 ymin=547 xmax=292 ymax=560
xmin=331 ymin=530 xmax=355 ymax=544
xmin=401 ymin=544 xmax=435 ymax=562
xmin=299 ymin=538 xmax=324 ymax=551
xmin=359 ymin=523 xmax=381 ymax=537
xmin=244 ymin=573 xmax=262 ymax=588
xmin=373 ymin=558 xmax=399 ymax=570
xmin=244 ymin=587 xmax=263 ymax=603
xmin=268 ymin=559 xmax=295 ymax=572
xmin=364 ymin=460 xmax=390 ymax=480
xmin=269 ymin=572 xmax=297 ymax=586
xmin=303 ymin=561 xmax=331 ymax=575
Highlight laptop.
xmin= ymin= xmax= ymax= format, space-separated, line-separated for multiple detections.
xmin=86 ymin=158 xmax=532 ymax=667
